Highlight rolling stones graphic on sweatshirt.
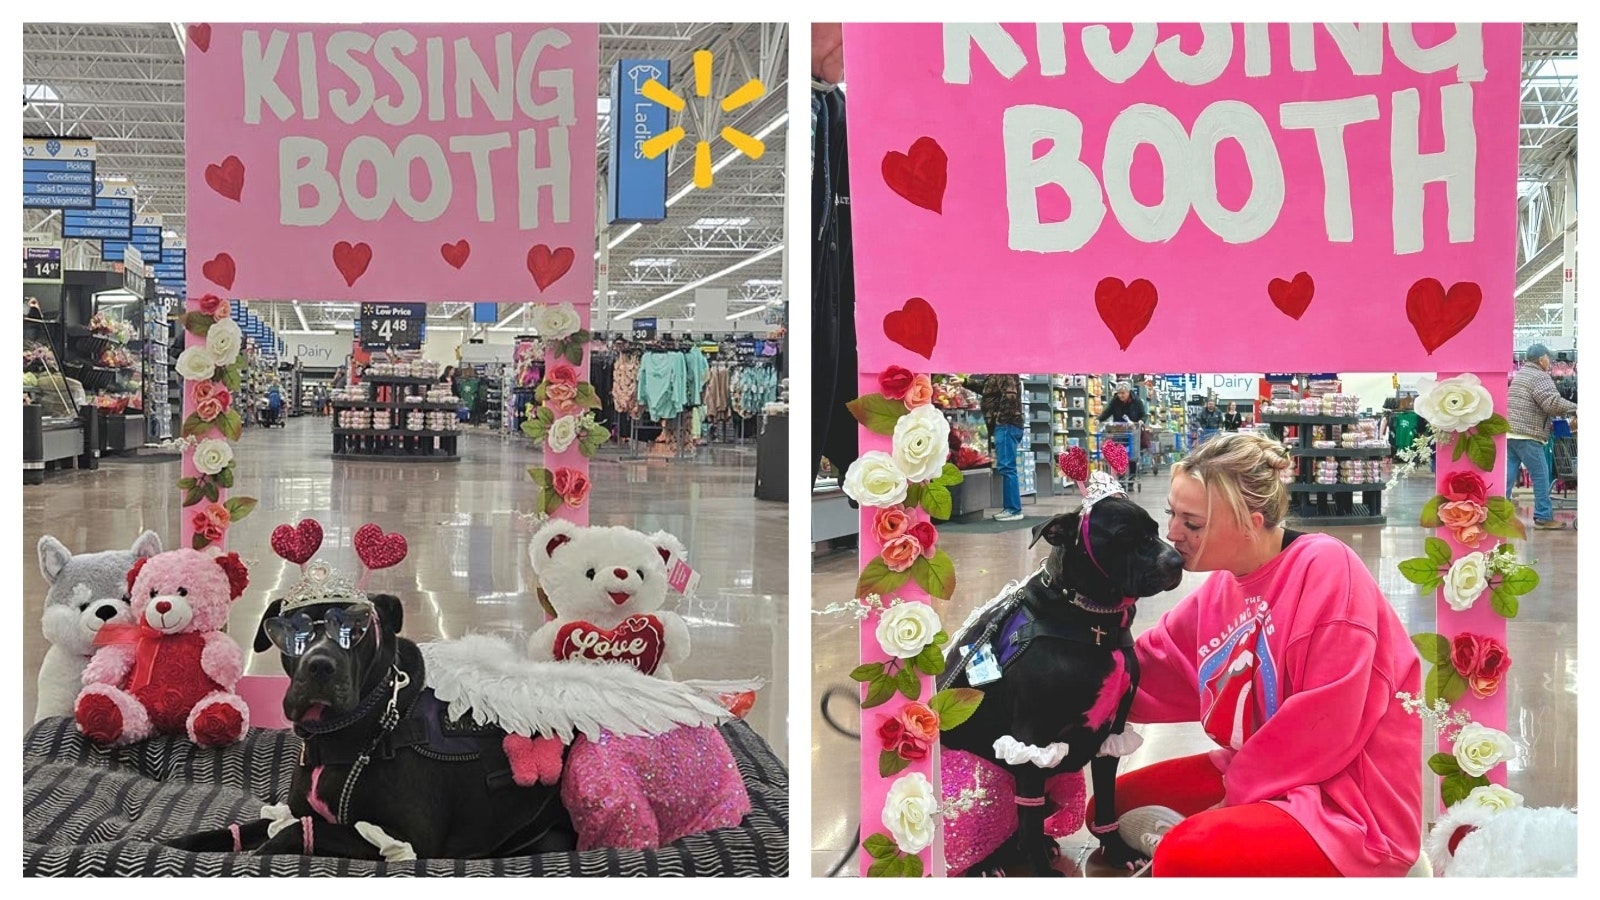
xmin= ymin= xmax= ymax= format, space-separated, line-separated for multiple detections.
xmin=1197 ymin=601 xmax=1280 ymax=750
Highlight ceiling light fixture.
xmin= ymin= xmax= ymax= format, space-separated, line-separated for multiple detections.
xmin=619 ymin=244 xmax=783 ymax=320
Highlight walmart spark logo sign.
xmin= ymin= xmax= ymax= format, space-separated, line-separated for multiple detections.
xmin=639 ymin=50 xmax=767 ymax=190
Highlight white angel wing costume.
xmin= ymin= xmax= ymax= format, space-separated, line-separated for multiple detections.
xmin=419 ymin=634 xmax=764 ymax=740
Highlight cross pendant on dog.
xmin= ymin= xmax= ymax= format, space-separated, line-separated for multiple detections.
xmin=1091 ymin=626 xmax=1106 ymax=646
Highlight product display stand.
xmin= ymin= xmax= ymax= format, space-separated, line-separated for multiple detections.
xmin=331 ymin=374 xmax=460 ymax=462
xmin=1021 ymin=374 xmax=1049 ymax=498
xmin=1263 ymin=413 xmax=1389 ymax=525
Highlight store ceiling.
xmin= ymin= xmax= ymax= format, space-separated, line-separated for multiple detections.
xmin=22 ymin=23 xmax=1577 ymax=336
xmin=21 ymin=22 xmax=788 ymax=331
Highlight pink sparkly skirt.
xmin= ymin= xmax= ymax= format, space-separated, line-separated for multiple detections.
xmin=561 ymin=725 xmax=752 ymax=850
xmin=941 ymin=749 xmax=1087 ymax=876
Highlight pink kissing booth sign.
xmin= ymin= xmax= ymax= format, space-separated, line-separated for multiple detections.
xmin=843 ymin=24 xmax=1520 ymax=375
xmin=185 ymin=23 xmax=597 ymax=304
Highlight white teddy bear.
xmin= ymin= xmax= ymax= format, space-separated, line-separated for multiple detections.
xmin=526 ymin=520 xmax=691 ymax=680
xmin=35 ymin=531 xmax=161 ymax=723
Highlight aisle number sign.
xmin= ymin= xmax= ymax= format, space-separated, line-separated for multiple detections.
xmin=23 ymin=137 xmax=97 ymax=209
xmin=23 ymin=234 xmax=63 ymax=284
xmin=359 ymin=302 xmax=426 ymax=350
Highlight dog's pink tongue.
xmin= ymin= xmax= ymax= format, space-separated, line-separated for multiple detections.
xmin=300 ymin=703 xmax=327 ymax=722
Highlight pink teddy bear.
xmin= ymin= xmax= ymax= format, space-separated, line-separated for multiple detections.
xmin=75 ymin=548 xmax=252 ymax=748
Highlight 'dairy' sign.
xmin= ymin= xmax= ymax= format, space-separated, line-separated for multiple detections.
xmin=844 ymin=24 xmax=1520 ymax=374
xmin=185 ymin=23 xmax=598 ymax=304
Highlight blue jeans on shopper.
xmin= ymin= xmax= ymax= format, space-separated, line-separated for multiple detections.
xmin=1507 ymin=438 xmax=1554 ymax=523
xmin=994 ymin=424 xmax=1024 ymax=515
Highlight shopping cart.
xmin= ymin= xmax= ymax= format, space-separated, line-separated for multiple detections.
xmin=1551 ymin=418 xmax=1576 ymax=511
xmin=1101 ymin=424 xmax=1141 ymax=492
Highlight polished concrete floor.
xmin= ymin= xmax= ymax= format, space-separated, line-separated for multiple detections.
xmin=810 ymin=470 xmax=1578 ymax=876
xmin=20 ymin=416 xmax=789 ymax=763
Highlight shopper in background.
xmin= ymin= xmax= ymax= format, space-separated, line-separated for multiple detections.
xmin=1098 ymin=380 xmax=1148 ymax=476
xmin=965 ymin=374 xmax=1025 ymax=522
xmin=1507 ymin=342 xmax=1577 ymax=530
xmin=1194 ymin=398 xmax=1224 ymax=444
xmin=1223 ymin=402 xmax=1244 ymax=432
xmin=1088 ymin=431 xmax=1422 ymax=876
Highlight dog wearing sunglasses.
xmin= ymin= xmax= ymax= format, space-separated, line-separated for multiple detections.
xmin=168 ymin=588 xmax=576 ymax=860
xmin=938 ymin=478 xmax=1184 ymax=876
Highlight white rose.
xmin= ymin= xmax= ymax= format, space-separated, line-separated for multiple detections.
xmin=843 ymin=451 xmax=909 ymax=508
xmin=1443 ymin=552 xmax=1490 ymax=612
xmin=205 ymin=318 xmax=244 ymax=366
xmin=548 ymin=415 xmax=579 ymax=453
xmin=875 ymin=600 xmax=942 ymax=659
xmin=881 ymin=772 xmax=939 ymax=854
xmin=1458 ymin=784 xmax=1524 ymax=813
xmin=532 ymin=303 xmax=582 ymax=339
xmin=192 ymin=439 xmax=234 ymax=476
xmin=891 ymin=405 xmax=952 ymax=483
xmin=1453 ymin=723 xmax=1517 ymax=777
xmin=176 ymin=346 xmax=219 ymax=381
xmin=1416 ymin=374 xmax=1494 ymax=432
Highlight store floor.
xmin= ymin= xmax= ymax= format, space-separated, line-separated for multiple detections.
xmin=21 ymin=416 xmax=789 ymax=763
xmin=810 ymin=470 xmax=1577 ymax=876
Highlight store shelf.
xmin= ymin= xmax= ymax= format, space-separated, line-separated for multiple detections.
xmin=1291 ymin=447 xmax=1390 ymax=458
xmin=1289 ymin=483 xmax=1387 ymax=493
xmin=1260 ymin=414 xmax=1361 ymax=426
xmin=332 ymin=428 xmax=462 ymax=437
xmin=333 ymin=452 xmax=461 ymax=463
xmin=362 ymin=374 xmax=439 ymax=386
xmin=332 ymin=400 xmax=459 ymax=412
xmin=1289 ymin=507 xmax=1385 ymax=527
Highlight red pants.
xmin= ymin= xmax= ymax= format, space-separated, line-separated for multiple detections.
xmin=1085 ymin=753 xmax=1341 ymax=877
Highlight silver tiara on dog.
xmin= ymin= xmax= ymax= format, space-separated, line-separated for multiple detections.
xmin=270 ymin=519 xmax=409 ymax=612
xmin=1057 ymin=446 xmax=1128 ymax=512
xmin=1079 ymin=470 xmax=1127 ymax=511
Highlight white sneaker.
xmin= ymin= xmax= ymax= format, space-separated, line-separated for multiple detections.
xmin=995 ymin=511 xmax=1025 ymax=522
xmin=1118 ymin=805 xmax=1185 ymax=856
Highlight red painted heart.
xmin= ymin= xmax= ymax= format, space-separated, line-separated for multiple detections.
xmin=1267 ymin=271 xmax=1315 ymax=320
xmin=554 ymin=615 xmax=666 ymax=675
xmin=440 ymin=240 xmax=471 ymax=270
xmin=333 ymin=241 xmax=373 ymax=288
xmin=269 ymin=519 xmax=324 ymax=566
xmin=527 ymin=244 xmax=574 ymax=292
xmin=204 ymin=155 xmax=245 ymax=202
xmin=883 ymin=297 xmax=939 ymax=360
xmin=1406 ymin=278 xmax=1482 ymax=355
xmin=201 ymin=253 xmax=236 ymax=290
xmin=881 ymin=136 xmax=948 ymax=214
xmin=353 ymin=524 xmax=408 ymax=571
xmin=1094 ymin=277 xmax=1159 ymax=351
xmin=187 ymin=24 xmax=212 ymax=53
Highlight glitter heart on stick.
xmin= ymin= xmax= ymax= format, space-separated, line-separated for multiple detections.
xmin=353 ymin=524 xmax=408 ymax=589
xmin=1101 ymin=440 xmax=1130 ymax=476
xmin=270 ymin=519 xmax=324 ymax=571
xmin=1058 ymin=446 xmax=1089 ymax=485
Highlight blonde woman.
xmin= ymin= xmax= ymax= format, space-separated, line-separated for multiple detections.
xmin=1088 ymin=431 xmax=1422 ymax=876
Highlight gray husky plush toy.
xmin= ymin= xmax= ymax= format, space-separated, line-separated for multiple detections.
xmin=35 ymin=531 xmax=162 ymax=723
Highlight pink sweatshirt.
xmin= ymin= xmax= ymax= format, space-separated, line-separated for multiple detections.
xmin=1130 ymin=532 xmax=1423 ymax=876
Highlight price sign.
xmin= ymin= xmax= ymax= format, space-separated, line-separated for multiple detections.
xmin=632 ymin=316 xmax=658 ymax=340
xmin=358 ymin=302 xmax=426 ymax=350
xmin=23 ymin=235 xmax=62 ymax=283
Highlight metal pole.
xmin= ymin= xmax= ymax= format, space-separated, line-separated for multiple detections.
xmin=1561 ymin=155 xmax=1576 ymax=342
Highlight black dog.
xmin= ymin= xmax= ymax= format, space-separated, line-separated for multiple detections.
xmin=940 ymin=496 xmax=1183 ymax=876
xmin=167 ymin=594 xmax=575 ymax=860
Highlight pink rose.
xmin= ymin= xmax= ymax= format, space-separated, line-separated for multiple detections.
xmin=195 ymin=396 xmax=226 ymax=422
xmin=1439 ymin=500 xmax=1488 ymax=529
xmin=873 ymin=506 xmax=911 ymax=543
xmin=881 ymin=534 xmax=923 ymax=573
xmin=196 ymin=294 xmax=227 ymax=319
xmin=546 ymin=382 xmax=578 ymax=405
xmin=907 ymin=521 xmax=938 ymax=558
xmin=552 ymin=467 xmax=577 ymax=497
xmin=192 ymin=380 xmax=219 ymax=403
xmin=1450 ymin=633 xmax=1486 ymax=678
xmin=564 ymin=473 xmax=592 ymax=508
xmin=904 ymin=375 xmax=935 ymax=409
xmin=1442 ymin=470 xmax=1489 ymax=505
xmin=192 ymin=503 xmax=231 ymax=543
xmin=1453 ymin=524 xmax=1489 ymax=549
xmin=547 ymin=365 xmax=579 ymax=387
xmin=898 ymin=702 xmax=940 ymax=742
xmin=879 ymin=366 xmax=915 ymax=401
